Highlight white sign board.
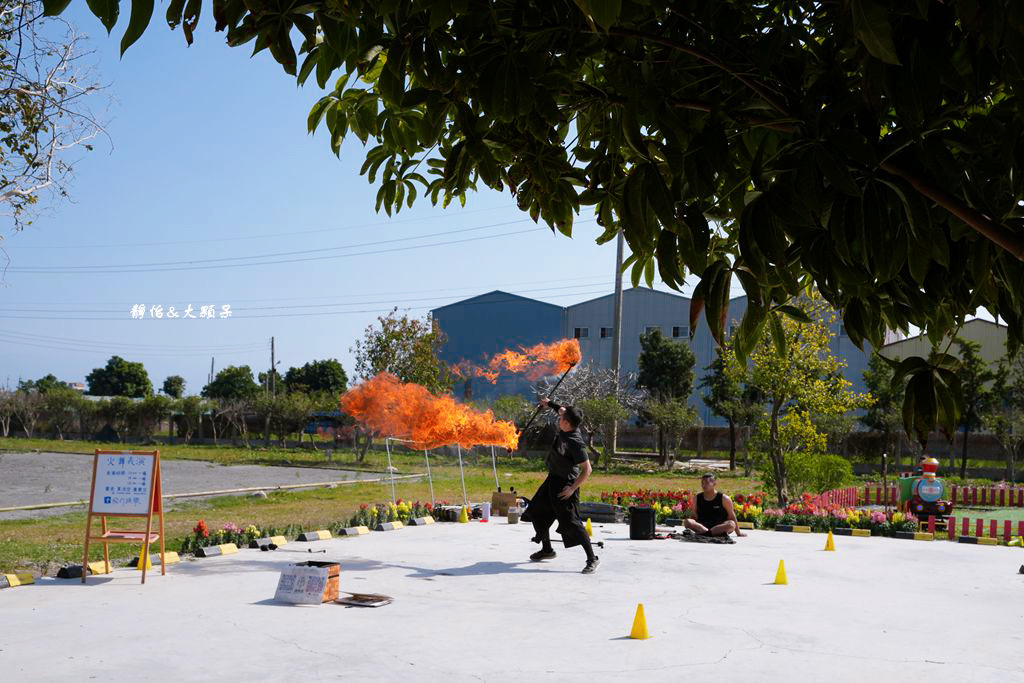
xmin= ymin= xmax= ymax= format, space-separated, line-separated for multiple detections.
xmin=90 ymin=452 xmax=155 ymax=515
xmin=274 ymin=565 xmax=328 ymax=605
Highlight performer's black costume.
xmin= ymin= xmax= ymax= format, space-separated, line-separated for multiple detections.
xmin=523 ymin=402 xmax=598 ymax=571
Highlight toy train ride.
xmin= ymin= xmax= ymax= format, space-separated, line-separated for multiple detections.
xmin=899 ymin=456 xmax=954 ymax=524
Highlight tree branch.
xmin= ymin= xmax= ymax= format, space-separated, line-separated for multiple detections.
xmin=881 ymin=161 xmax=1024 ymax=261
xmin=606 ymin=27 xmax=792 ymax=118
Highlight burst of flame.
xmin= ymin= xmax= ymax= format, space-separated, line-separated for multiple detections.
xmin=455 ymin=338 xmax=582 ymax=383
xmin=340 ymin=373 xmax=519 ymax=450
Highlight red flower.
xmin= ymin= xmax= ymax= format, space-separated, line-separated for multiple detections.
xmin=193 ymin=519 xmax=209 ymax=538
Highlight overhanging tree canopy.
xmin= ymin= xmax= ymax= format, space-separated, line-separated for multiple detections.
xmin=51 ymin=0 xmax=1024 ymax=441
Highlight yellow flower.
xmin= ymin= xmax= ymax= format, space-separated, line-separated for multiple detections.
xmin=892 ymin=512 xmax=904 ymax=523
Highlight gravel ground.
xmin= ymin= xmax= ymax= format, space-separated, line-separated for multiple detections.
xmin=0 ymin=451 xmax=400 ymax=520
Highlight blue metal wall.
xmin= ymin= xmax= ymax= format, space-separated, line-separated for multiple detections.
xmin=431 ymin=290 xmax=564 ymax=400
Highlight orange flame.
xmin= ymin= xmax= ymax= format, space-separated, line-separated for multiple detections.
xmin=455 ymin=338 xmax=582 ymax=383
xmin=340 ymin=373 xmax=519 ymax=450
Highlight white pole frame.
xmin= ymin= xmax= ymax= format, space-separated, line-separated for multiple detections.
xmin=386 ymin=437 xmax=435 ymax=506
xmin=490 ymin=445 xmax=500 ymax=490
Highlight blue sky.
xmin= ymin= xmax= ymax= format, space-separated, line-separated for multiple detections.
xmin=0 ymin=6 xmax=691 ymax=395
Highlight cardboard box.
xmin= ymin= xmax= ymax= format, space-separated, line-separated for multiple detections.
xmin=274 ymin=561 xmax=340 ymax=604
xmin=490 ymin=491 xmax=518 ymax=516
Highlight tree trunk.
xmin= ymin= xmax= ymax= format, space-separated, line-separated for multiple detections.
xmin=960 ymin=427 xmax=969 ymax=479
xmin=264 ymin=415 xmax=271 ymax=449
xmin=743 ymin=425 xmax=753 ymax=477
xmin=727 ymin=419 xmax=737 ymax=471
xmin=659 ymin=429 xmax=671 ymax=469
xmin=1009 ymin=443 xmax=1018 ymax=484
xmin=769 ymin=402 xmax=788 ymax=506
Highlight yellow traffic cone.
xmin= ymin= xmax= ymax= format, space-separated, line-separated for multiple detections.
xmin=458 ymin=505 xmax=469 ymax=523
xmin=135 ymin=553 xmax=153 ymax=570
xmin=585 ymin=518 xmax=593 ymax=537
xmin=824 ymin=530 xmax=836 ymax=552
xmin=629 ymin=603 xmax=650 ymax=639
xmin=774 ymin=559 xmax=788 ymax=585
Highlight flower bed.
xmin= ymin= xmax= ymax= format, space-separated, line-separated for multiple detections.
xmin=598 ymin=489 xmax=768 ymax=523
xmin=740 ymin=494 xmax=919 ymax=535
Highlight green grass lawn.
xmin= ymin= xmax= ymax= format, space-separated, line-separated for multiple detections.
xmin=0 ymin=437 xmax=764 ymax=574
xmin=949 ymin=506 xmax=1024 ymax=523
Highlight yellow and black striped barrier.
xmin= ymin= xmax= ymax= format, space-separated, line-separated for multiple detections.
xmin=775 ymin=525 xmax=811 ymax=533
xmin=409 ymin=516 xmax=436 ymax=526
xmin=339 ymin=526 xmax=370 ymax=536
xmin=374 ymin=521 xmax=404 ymax=531
xmin=958 ymin=536 xmax=999 ymax=546
xmin=832 ymin=528 xmax=871 ymax=537
xmin=737 ymin=521 xmax=754 ymax=530
xmin=894 ymin=531 xmax=934 ymax=541
xmin=252 ymin=536 xmax=289 ymax=548
xmin=0 ymin=573 xmax=34 ymax=589
xmin=195 ymin=543 xmax=239 ymax=557
xmin=129 ymin=552 xmax=181 ymax=567
xmin=86 ymin=560 xmax=112 ymax=575
xmin=297 ymin=530 xmax=332 ymax=541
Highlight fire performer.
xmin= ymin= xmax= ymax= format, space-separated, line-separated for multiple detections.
xmin=523 ymin=398 xmax=600 ymax=574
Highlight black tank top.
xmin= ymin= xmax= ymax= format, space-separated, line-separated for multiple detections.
xmin=696 ymin=492 xmax=727 ymax=527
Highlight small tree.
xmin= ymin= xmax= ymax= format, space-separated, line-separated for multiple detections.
xmin=352 ymin=310 xmax=452 ymax=394
xmin=42 ymin=387 xmax=80 ymax=440
xmin=273 ymin=392 xmax=315 ymax=447
xmin=636 ymin=329 xmax=696 ymax=463
xmin=178 ymin=396 xmax=207 ymax=443
xmin=134 ymin=395 xmax=173 ymax=440
xmin=861 ymin=353 xmax=907 ymax=466
xmin=86 ymin=356 xmax=152 ymax=397
xmin=577 ymin=394 xmax=631 ymax=469
xmin=18 ymin=374 xmax=66 ymax=394
xmin=955 ymin=338 xmax=995 ymax=478
xmin=11 ymin=390 xmax=43 ymax=437
xmin=202 ymin=366 xmax=260 ymax=401
xmin=0 ymin=390 xmax=15 ymax=436
xmin=747 ymin=291 xmax=871 ymax=505
xmin=74 ymin=396 xmax=99 ymax=439
xmin=284 ymin=359 xmax=348 ymax=395
xmin=984 ymin=354 xmax=1024 ymax=483
xmin=99 ymin=396 xmax=134 ymax=442
xmin=701 ymin=344 xmax=760 ymax=470
xmin=162 ymin=375 xmax=185 ymax=398
xmin=218 ymin=399 xmax=252 ymax=447
xmin=644 ymin=397 xmax=699 ymax=468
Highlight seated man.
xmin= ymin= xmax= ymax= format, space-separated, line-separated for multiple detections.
xmin=683 ymin=473 xmax=745 ymax=538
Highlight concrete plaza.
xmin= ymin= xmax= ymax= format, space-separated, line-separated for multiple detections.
xmin=1 ymin=520 xmax=1022 ymax=682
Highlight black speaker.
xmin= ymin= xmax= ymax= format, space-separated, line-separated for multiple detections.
xmin=629 ymin=506 xmax=656 ymax=540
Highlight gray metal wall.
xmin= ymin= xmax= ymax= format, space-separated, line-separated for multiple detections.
xmin=432 ymin=289 xmax=873 ymax=421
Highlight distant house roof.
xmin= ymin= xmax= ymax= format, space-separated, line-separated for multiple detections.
xmin=432 ymin=289 xmax=564 ymax=313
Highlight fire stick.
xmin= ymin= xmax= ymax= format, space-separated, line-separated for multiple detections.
xmin=518 ymin=363 xmax=577 ymax=436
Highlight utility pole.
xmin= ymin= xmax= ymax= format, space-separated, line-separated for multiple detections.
xmin=209 ymin=357 xmax=214 ymax=385
xmin=270 ymin=336 xmax=276 ymax=396
xmin=610 ymin=229 xmax=625 ymax=460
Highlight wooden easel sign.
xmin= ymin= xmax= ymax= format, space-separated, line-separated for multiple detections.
xmin=82 ymin=450 xmax=166 ymax=584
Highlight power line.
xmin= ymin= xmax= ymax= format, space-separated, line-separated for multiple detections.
xmin=4 ymin=225 xmax=551 ymax=274
xmin=0 ymin=328 xmax=266 ymax=351
xmin=1 ymin=204 xmax=520 ymax=250
xmin=7 ymin=219 xmax=547 ymax=271
xmin=0 ymin=335 xmax=265 ymax=358
xmin=0 ymin=273 xmax=613 ymax=307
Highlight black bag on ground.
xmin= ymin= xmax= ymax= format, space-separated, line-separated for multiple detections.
xmin=628 ymin=506 xmax=656 ymax=540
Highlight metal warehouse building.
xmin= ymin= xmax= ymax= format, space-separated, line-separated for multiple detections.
xmin=432 ymin=288 xmax=872 ymax=426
